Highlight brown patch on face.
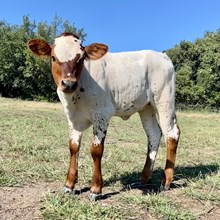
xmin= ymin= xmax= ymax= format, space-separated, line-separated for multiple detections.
xmin=60 ymin=54 xmax=81 ymax=79
xmin=50 ymin=46 xmax=85 ymax=91
xmin=50 ymin=47 xmax=62 ymax=88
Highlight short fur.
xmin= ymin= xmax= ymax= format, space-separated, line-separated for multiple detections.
xmin=28 ymin=33 xmax=180 ymax=199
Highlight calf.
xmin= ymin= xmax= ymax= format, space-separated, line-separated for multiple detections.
xmin=28 ymin=32 xmax=180 ymax=200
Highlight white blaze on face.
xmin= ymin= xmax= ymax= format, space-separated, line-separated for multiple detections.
xmin=54 ymin=36 xmax=83 ymax=62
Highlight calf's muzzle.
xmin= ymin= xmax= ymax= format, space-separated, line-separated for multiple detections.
xmin=61 ymin=79 xmax=78 ymax=92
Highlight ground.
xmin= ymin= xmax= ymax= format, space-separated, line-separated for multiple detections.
xmin=0 ymin=182 xmax=60 ymax=220
xmin=1 ymin=181 xmax=220 ymax=220
xmin=0 ymin=98 xmax=219 ymax=219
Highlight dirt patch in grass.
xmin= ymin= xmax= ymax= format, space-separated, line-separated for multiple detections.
xmin=1 ymin=180 xmax=220 ymax=220
xmin=163 ymin=188 xmax=220 ymax=220
xmin=0 ymin=182 xmax=61 ymax=220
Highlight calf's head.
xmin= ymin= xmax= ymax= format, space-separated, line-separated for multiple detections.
xmin=28 ymin=33 xmax=108 ymax=93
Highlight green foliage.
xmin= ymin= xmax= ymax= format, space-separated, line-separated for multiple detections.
xmin=1 ymin=16 xmax=220 ymax=109
xmin=0 ymin=16 xmax=86 ymax=101
xmin=166 ymin=31 xmax=220 ymax=110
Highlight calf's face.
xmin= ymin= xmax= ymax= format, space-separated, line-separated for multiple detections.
xmin=28 ymin=33 xmax=108 ymax=93
xmin=28 ymin=33 xmax=84 ymax=93
xmin=51 ymin=34 xmax=84 ymax=92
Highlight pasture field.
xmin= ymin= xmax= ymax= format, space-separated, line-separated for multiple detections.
xmin=0 ymin=98 xmax=219 ymax=220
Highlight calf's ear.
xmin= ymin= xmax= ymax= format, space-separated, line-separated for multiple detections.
xmin=84 ymin=43 xmax=108 ymax=60
xmin=28 ymin=39 xmax=51 ymax=56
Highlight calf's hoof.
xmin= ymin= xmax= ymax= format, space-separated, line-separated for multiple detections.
xmin=163 ymin=184 xmax=171 ymax=191
xmin=161 ymin=178 xmax=171 ymax=191
xmin=89 ymin=192 xmax=102 ymax=201
xmin=64 ymin=186 xmax=75 ymax=195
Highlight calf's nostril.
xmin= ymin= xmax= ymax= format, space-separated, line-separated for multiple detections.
xmin=62 ymin=80 xmax=67 ymax=86
xmin=61 ymin=80 xmax=78 ymax=92
xmin=71 ymin=81 xmax=78 ymax=90
xmin=62 ymin=80 xmax=71 ymax=87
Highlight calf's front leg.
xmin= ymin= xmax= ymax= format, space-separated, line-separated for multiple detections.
xmin=90 ymin=140 xmax=104 ymax=201
xmin=64 ymin=129 xmax=82 ymax=194
xmin=89 ymin=115 xmax=108 ymax=201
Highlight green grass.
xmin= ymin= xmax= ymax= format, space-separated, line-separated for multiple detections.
xmin=0 ymin=98 xmax=220 ymax=219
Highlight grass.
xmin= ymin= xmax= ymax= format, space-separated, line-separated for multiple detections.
xmin=0 ymin=97 xmax=220 ymax=219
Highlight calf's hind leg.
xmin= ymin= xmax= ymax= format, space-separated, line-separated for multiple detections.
xmin=163 ymin=133 xmax=179 ymax=190
xmin=157 ymin=104 xmax=180 ymax=190
xmin=139 ymin=104 xmax=162 ymax=184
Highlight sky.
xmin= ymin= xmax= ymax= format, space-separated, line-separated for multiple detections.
xmin=1 ymin=0 xmax=220 ymax=52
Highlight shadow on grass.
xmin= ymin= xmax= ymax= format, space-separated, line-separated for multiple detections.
xmin=102 ymin=163 xmax=219 ymax=198
xmin=71 ymin=164 xmax=219 ymax=200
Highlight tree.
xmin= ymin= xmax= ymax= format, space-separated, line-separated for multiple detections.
xmin=166 ymin=31 xmax=220 ymax=110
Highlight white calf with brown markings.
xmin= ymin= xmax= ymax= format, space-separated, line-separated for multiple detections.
xmin=28 ymin=32 xmax=180 ymax=201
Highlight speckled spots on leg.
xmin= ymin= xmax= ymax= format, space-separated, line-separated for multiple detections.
xmin=92 ymin=112 xmax=108 ymax=147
